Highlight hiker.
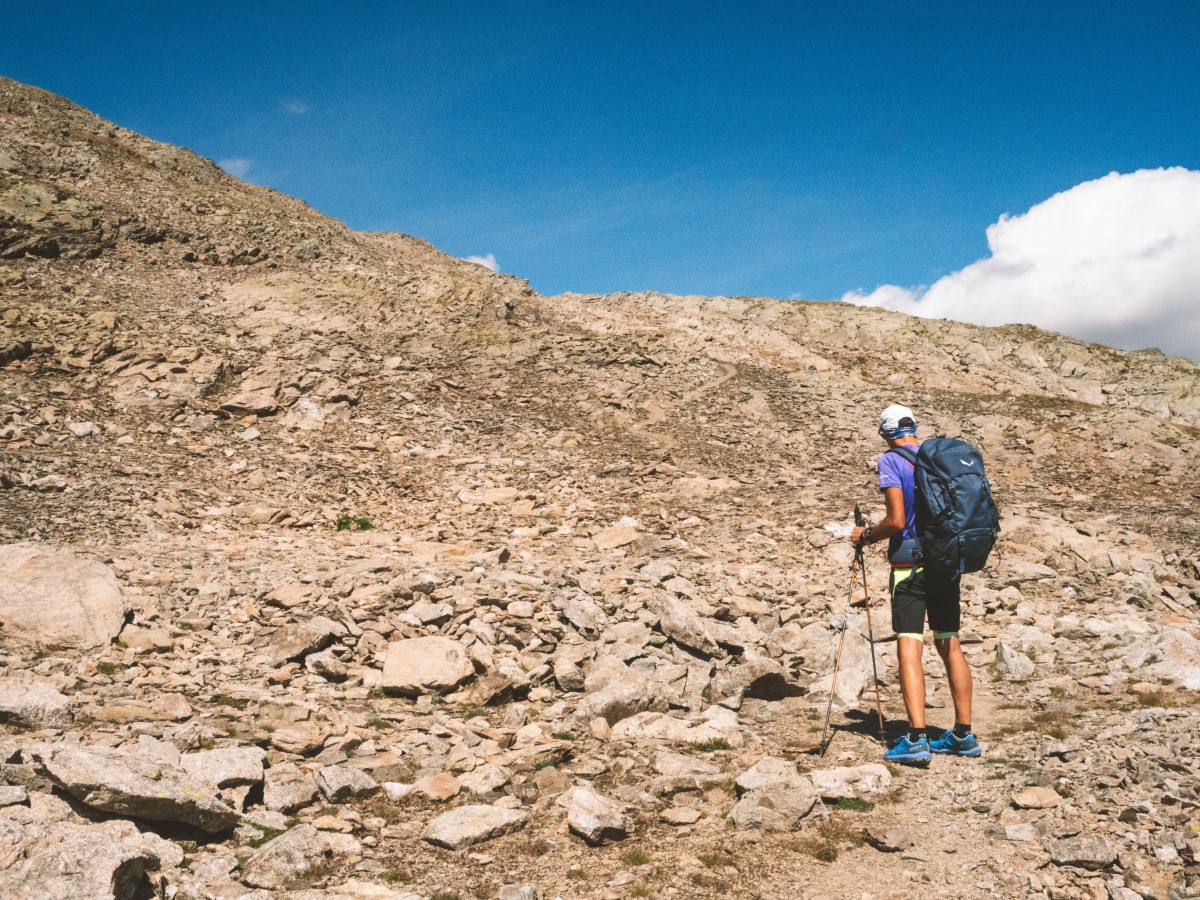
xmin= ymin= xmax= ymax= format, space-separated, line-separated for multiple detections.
xmin=850 ymin=404 xmax=983 ymax=764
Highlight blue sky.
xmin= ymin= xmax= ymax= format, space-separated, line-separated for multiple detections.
xmin=4 ymin=2 xmax=1200 ymax=310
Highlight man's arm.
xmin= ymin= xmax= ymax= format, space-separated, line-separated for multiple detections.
xmin=851 ymin=486 xmax=906 ymax=547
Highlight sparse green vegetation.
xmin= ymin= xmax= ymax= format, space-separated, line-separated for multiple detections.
xmin=698 ymin=851 xmax=733 ymax=869
xmin=834 ymin=797 xmax=873 ymax=812
xmin=431 ymin=893 xmax=460 ymax=900
xmin=793 ymin=818 xmax=864 ymax=862
xmin=531 ymin=748 xmax=572 ymax=771
xmin=693 ymin=737 xmax=732 ymax=752
xmin=95 ymin=660 xmax=123 ymax=676
xmin=630 ymin=884 xmax=652 ymax=898
xmin=552 ymin=730 xmax=578 ymax=741
xmin=336 ymin=514 xmax=373 ymax=532
xmin=621 ymin=849 xmax=652 ymax=866
xmin=213 ymin=694 xmax=250 ymax=711
xmin=380 ymin=870 xmax=412 ymax=885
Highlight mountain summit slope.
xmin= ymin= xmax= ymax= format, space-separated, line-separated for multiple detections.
xmin=1 ymin=76 xmax=1199 ymax=900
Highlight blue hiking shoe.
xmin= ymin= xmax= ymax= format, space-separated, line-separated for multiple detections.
xmin=929 ymin=730 xmax=983 ymax=757
xmin=884 ymin=734 xmax=931 ymax=766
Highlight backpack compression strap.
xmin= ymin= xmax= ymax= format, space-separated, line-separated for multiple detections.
xmin=888 ymin=445 xmax=918 ymax=466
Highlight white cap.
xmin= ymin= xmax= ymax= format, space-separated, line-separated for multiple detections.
xmin=879 ymin=404 xmax=917 ymax=437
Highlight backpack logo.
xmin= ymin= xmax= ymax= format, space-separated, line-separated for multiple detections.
xmin=960 ymin=459 xmax=975 ymax=467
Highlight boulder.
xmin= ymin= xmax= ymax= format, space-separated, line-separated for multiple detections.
xmin=651 ymin=594 xmax=724 ymax=658
xmin=382 ymin=636 xmax=475 ymax=696
xmin=0 ymin=819 xmax=178 ymax=900
xmin=1011 ymin=786 xmax=1061 ymax=810
xmin=316 ymin=764 xmax=379 ymax=802
xmin=421 ymin=805 xmax=529 ymax=850
xmin=808 ymin=763 xmax=892 ymax=801
xmin=240 ymin=824 xmax=330 ymax=889
xmin=39 ymin=745 xmax=239 ymax=833
xmin=711 ymin=656 xmax=803 ymax=703
xmin=559 ymin=784 xmax=629 ymax=844
xmin=864 ymin=825 xmax=916 ymax=852
xmin=0 ymin=543 xmax=127 ymax=650
xmin=995 ymin=642 xmax=1035 ymax=680
xmin=577 ymin=657 xmax=664 ymax=726
xmin=727 ymin=781 xmax=821 ymax=831
xmin=265 ymin=616 xmax=341 ymax=664
xmin=264 ymin=762 xmax=320 ymax=813
xmin=0 ymin=677 xmax=73 ymax=728
xmin=735 ymin=757 xmax=806 ymax=796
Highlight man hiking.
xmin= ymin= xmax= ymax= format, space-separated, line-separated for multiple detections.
xmin=850 ymin=404 xmax=983 ymax=764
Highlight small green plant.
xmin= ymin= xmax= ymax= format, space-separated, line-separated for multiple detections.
xmin=380 ymin=870 xmax=412 ymax=885
xmin=630 ymin=885 xmax=651 ymax=898
xmin=95 ymin=660 xmax=123 ymax=676
xmin=698 ymin=852 xmax=733 ymax=869
xmin=693 ymin=737 xmax=732 ymax=752
xmin=621 ymin=849 xmax=652 ymax=866
xmin=336 ymin=514 xmax=373 ymax=532
xmin=243 ymin=823 xmax=286 ymax=847
xmin=366 ymin=718 xmax=394 ymax=731
xmin=430 ymin=893 xmax=460 ymax=900
xmin=214 ymin=695 xmax=250 ymax=711
xmin=834 ymin=797 xmax=873 ymax=812
xmin=531 ymin=748 xmax=572 ymax=771
xmin=552 ymin=730 xmax=578 ymax=741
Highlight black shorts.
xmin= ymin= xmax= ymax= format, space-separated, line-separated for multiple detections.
xmin=890 ymin=566 xmax=962 ymax=637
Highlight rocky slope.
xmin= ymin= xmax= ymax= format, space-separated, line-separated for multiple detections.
xmin=1 ymin=75 xmax=1199 ymax=900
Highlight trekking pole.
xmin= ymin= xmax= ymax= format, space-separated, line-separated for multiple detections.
xmin=855 ymin=504 xmax=887 ymax=740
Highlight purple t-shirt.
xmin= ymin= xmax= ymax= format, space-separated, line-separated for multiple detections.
xmin=877 ymin=445 xmax=920 ymax=563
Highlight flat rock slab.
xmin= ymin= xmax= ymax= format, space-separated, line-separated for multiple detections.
xmin=0 ymin=677 xmax=73 ymax=728
xmin=180 ymin=746 xmax=266 ymax=790
xmin=39 ymin=744 xmax=239 ymax=833
xmin=1012 ymin=786 xmax=1061 ymax=809
xmin=0 ymin=543 xmax=127 ymax=650
xmin=1048 ymin=834 xmax=1118 ymax=870
xmin=382 ymin=636 xmax=475 ymax=696
xmin=421 ymin=805 xmax=529 ymax=850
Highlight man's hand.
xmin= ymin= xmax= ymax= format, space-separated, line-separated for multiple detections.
xmin=850 ymin=525 xmax=870 ymax=547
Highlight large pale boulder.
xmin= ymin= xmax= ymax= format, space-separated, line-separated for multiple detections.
xmin=240 ymin=824 xmax=329 ymax=889
xmin=0 ymin=677 xmax=73 ymax=728
xmin=39 ymin=745 xmax=239 ymax=833
xmin=808 ymin=763 xmax=892 ymax=801
xmin=382 ymin=636 xmax=475 ymax=696
xmin=559 ymin=784 xmax=629 ymax=844
xmin=0 ymin=819 xmax=179 ymax=900
xmin=0 ymin=543 xmax=127 ymax=650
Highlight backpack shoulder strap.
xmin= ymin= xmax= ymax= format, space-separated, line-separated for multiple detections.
xmin=887 ymin=445 xmax=919 ymax=466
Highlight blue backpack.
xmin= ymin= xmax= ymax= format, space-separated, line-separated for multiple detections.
xmin=889 ymin=438 xmax=1000 ymax=575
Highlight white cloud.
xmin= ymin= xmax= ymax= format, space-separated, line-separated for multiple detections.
xmin=842 ymin=168 xmax=1200 ymax=361
xmin=282 ymin=99 xmax=309 ymax=115
xmin=218 ymin=158 xmax=252 ymax=179
xmin=464 ymin=253 xmax=499 ymax=272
